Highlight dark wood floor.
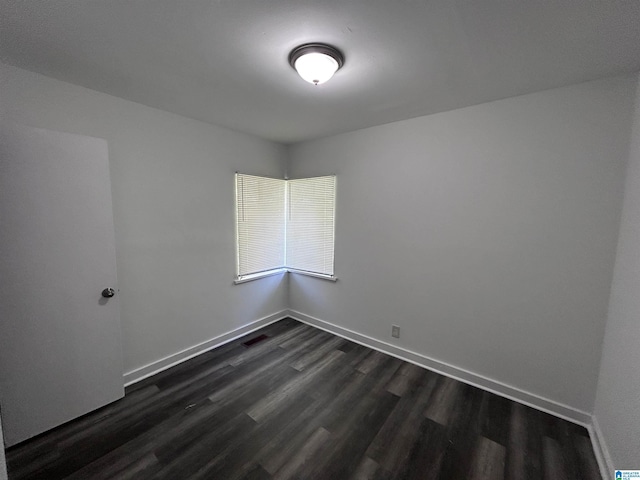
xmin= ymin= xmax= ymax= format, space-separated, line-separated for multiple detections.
xmin=6 ymin=318 xmax=601 ymax=480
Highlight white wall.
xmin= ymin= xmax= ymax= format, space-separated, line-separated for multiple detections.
xmin=288 ymin=75 xmax=637 ymax=413
xmin=593 ymin=77 xmax=640 ymax=469
xmin=0 ymin=63 xmax=288 ymax=375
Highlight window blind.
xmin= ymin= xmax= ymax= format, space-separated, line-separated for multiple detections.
xmin=235 ymin=173 xmax=285 ymax=278
xmin=286 ymin=176 xmax=336 ymax=276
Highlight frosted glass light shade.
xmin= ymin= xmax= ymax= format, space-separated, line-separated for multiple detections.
xmin=294 ymin=52 xmax=339 ymax=85
xmin=289 ymin=43 xmax=344 ymax=86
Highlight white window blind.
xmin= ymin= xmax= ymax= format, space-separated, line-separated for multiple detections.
xmin=286 ymin=176 xmax=336 ymax=276
xmin=235 ymin=173 xmax=285 ymax=278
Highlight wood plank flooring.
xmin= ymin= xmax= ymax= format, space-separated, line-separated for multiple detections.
xmin=5 ymin=318 xmax=602 ymax=480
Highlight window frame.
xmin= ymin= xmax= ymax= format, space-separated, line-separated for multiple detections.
xmin=234 ymin=173 xmax=287 ymax=282
xmin=233 ymin=173 xmax=337 ymax=284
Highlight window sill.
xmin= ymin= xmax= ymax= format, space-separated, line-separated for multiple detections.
xmin=234 ymin=268 xmax=287 ymax=285
xmin=287 ymin=269 xmax=338 ymax=282
xmin=234 ymin=268 xmax=337 ymax=284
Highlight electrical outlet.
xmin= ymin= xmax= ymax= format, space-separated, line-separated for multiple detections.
xmin=391 ymin=325 xmax=400 ymax=338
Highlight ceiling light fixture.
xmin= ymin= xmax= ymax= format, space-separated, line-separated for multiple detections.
xmin=289 ymin=43 xmax=344 ymax=86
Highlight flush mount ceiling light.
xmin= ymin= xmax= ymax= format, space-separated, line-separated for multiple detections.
xmin=289 ymin=43 xmax=344 ymax=86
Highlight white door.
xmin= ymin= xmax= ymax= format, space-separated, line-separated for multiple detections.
xmin=0 ymin=123 xmax=124 ymax=447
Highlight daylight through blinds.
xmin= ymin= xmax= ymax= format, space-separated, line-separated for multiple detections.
xmin=286 ymin=176 xmax=336 ymax=276
xmin=235 ymin=173 xmax=336 ymax=279
xmin=235 ymin=174 xmax=286 ymax=277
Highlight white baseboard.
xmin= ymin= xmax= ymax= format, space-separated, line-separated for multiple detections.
xmin=590 ymin=416 xmax=614 ymax=480
xmin=287 ymin=309 xmax=592 ymax=427
xmin=123 ymin=310 xmax=289 ymax=386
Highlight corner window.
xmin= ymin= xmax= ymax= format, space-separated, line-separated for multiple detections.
xmin=235 ymin=173 xmax=336 ymax=282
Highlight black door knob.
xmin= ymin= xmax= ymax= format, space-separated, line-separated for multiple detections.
xmin=101 ymin=288 xmax=115 ymax=298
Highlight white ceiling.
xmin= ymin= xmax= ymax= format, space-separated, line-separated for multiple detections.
xmin=2 ymin=0 xmax=640 ymax=144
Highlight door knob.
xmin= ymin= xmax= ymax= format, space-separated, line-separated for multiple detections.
xmin=101 ymin=288 xmax=115 ymax=298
